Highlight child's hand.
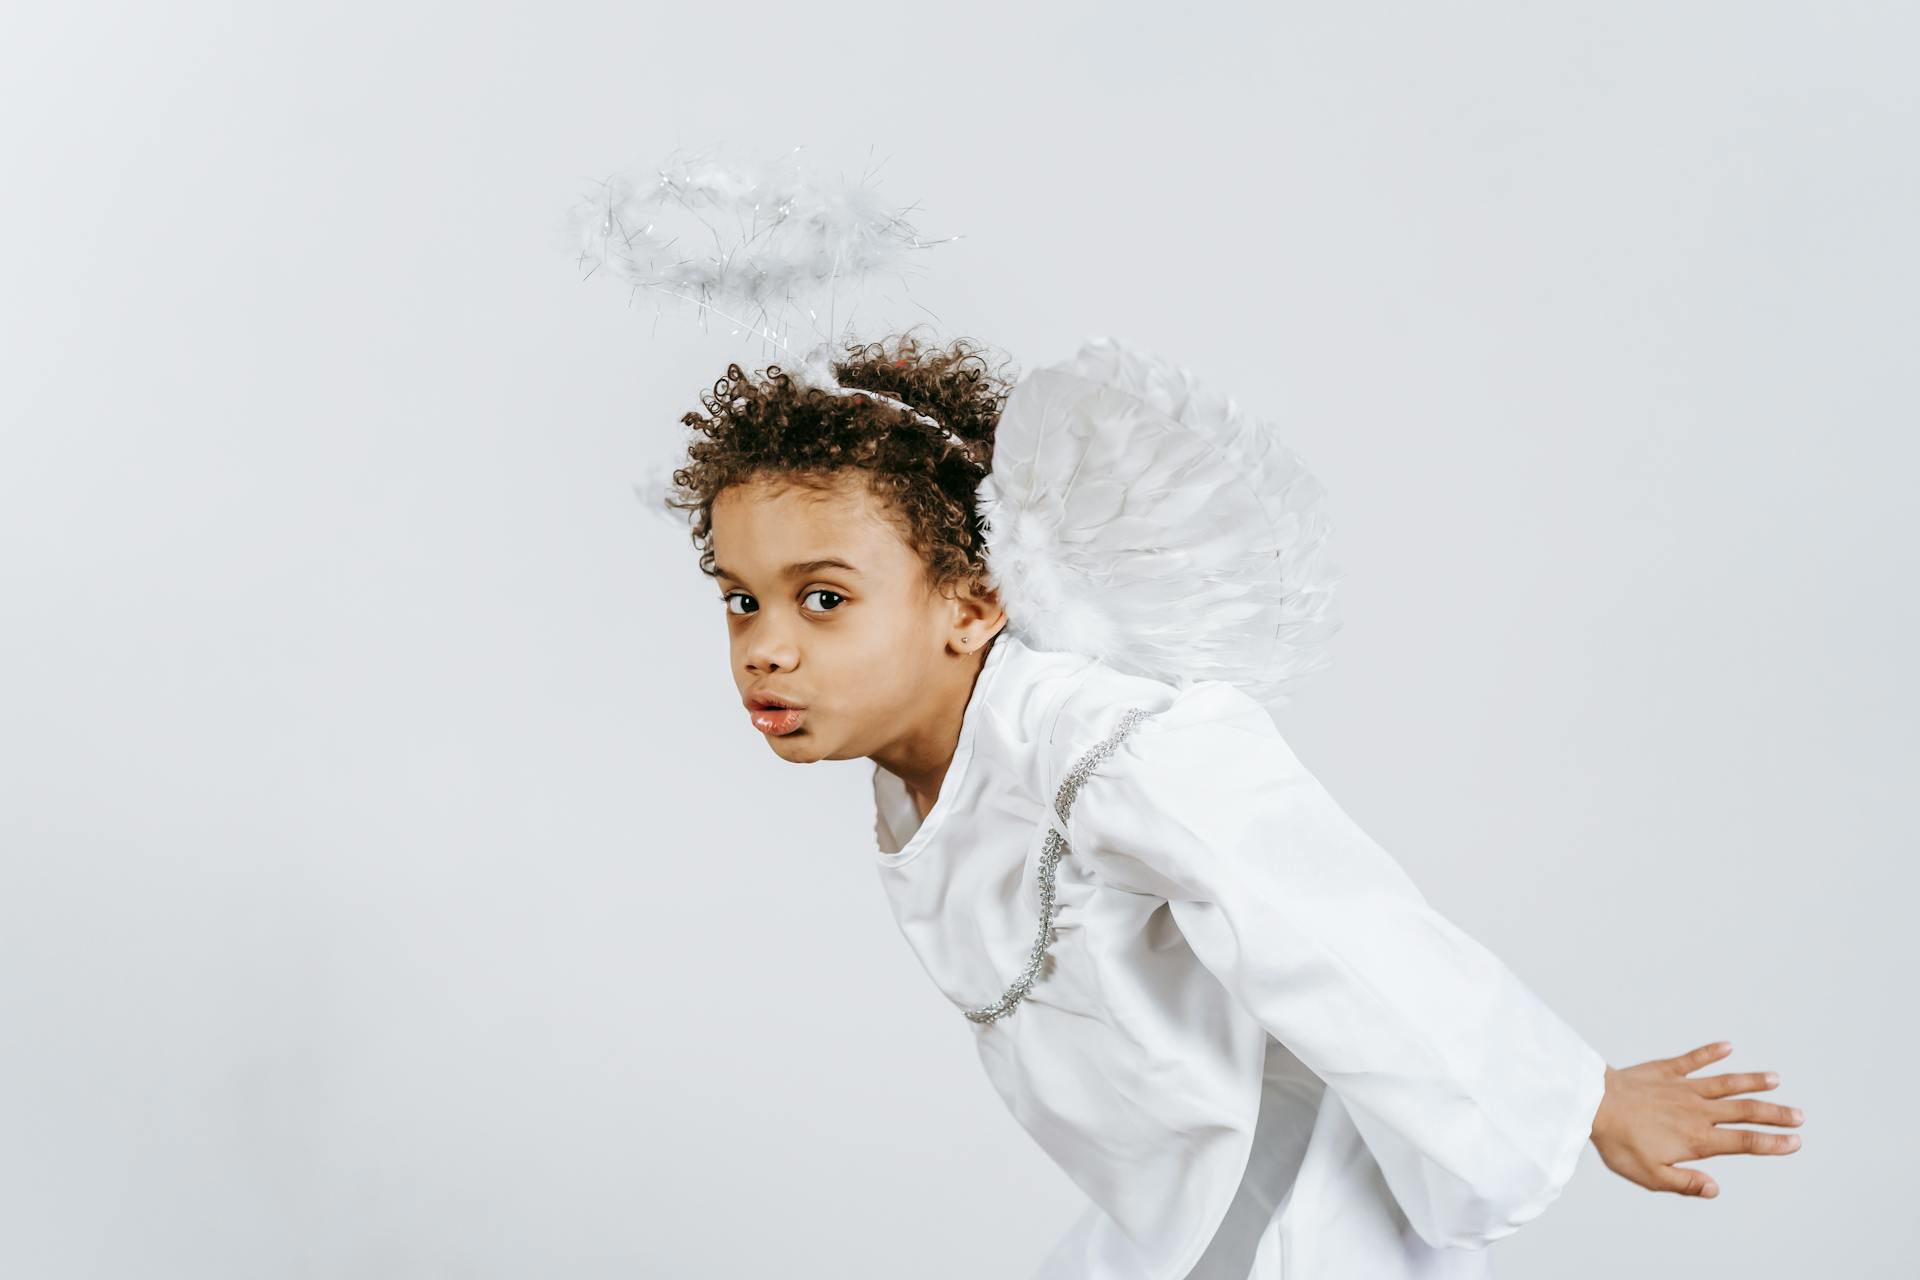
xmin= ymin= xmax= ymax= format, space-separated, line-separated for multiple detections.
xmin=1588 ymin=1041 xmax=1803 ymax=1199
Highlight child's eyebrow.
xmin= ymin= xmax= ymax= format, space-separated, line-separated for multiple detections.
xmin=713 ymin=557 xmax=864 ymax=585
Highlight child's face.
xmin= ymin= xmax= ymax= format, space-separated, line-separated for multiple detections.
xmin=709 ymin=473 xmax=998 ymax=764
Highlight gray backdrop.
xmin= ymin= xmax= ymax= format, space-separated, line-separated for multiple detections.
xmin=3 ymin=2 xmax=1911 ymax=1276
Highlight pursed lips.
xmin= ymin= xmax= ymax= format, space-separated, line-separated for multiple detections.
xmin=744 ymin=693 xmax=808 ymax=735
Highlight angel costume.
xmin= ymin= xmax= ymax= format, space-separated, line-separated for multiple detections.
xmin=867 ymin=342 xmax=1609 ymax=1278
xmin=576 ymin=152 xmax=1605 ymax=1279
xmin=873 ymin=631 xmax=1606 ymax=1278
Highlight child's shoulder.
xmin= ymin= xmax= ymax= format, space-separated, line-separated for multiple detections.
xmin=1037 ymin=657 xmax=1315 ymax=900
xmin=1041 ymin=648 xmax=1290 ymax=786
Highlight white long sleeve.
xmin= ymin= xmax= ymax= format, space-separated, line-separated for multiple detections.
xmin=1062 ymin=679 xmax=1609 ymax=1251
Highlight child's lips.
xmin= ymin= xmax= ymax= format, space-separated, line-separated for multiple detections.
xmin=749 ymin=705 xmax=806 ymax=736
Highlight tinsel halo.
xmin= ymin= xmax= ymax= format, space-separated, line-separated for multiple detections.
xmin=565 ymin=143 xmax=961 ymax=523
xmin=567 ymin=142 xmax=954 ymax=360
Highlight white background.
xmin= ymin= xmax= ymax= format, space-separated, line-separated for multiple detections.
xmin=3 ymin=2 xmax=1912 ymax=1275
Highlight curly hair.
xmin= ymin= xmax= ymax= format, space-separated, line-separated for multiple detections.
xmin=667 ymin=324 xmax=1018 ymax=598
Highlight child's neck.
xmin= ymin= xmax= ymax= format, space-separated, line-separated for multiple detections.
xmin=872 ymin=647 xmax=992 ymax=822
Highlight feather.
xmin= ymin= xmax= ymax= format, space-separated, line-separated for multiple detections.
xmin=979 ymin=338 xmax=1344 ymax=711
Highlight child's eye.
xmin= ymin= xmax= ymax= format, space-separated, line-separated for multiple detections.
xmin=721 ymin=592 xmax=756 ymax=615
xmin=803 ymin=589 xmax=845 ymax=613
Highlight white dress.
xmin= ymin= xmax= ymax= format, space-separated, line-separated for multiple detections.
xmin=872 ymin=631 xmax=1608 ymax=1279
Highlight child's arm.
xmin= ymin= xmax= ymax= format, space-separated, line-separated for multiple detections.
xmin=1065 ymin=680 xmax=1794 ymax=1248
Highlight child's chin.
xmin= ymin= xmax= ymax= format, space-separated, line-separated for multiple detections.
xmin=763 ymin=727 xmax=815 ymax=754
xmin=768 ymin=728 xmax=853 ymax=763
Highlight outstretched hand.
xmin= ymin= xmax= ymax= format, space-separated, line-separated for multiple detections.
xmin=1588 ymin=1041 xmax=1803 ymax=1198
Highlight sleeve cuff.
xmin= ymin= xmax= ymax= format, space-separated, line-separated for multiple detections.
xmin=1454 ymin=1040 xmax=1609 ymax=1248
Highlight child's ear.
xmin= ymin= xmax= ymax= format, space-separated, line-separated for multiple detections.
xmin=944 ymin=577 xmax=1004 ymax=654
xmin=956 ymin=575 xmax=1004 ymax=627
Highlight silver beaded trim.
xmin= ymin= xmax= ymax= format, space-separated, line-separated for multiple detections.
xmin=962 ymin=706 xmax=1155 ymax=1025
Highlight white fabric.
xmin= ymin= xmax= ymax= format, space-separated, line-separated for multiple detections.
xmin=872 ymin=632 xmax=1607 ymax=1279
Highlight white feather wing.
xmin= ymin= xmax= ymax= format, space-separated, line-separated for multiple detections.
xmin=978 ymin=337 xmax=1343 ymax=710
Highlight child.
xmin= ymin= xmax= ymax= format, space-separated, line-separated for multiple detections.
xmin=664 ymin=330 xmax=1804 ymax=1279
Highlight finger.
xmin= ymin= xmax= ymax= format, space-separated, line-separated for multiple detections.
xmin=1709 ymin=1097 xmax=1804 ymax=1128
xmin=1653 ymin=1163 xmax=1719 ymax=1197
xmin=1668 ymin=1041 xmax=1735 ymax=1075
xmin=1699 ymin=1126 xmax=1803 ymax=1157
xmin=1695 ymin=1070 xmax=1783 ymax=1099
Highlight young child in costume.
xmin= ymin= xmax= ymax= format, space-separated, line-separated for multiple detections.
xmin=569 ymin=149 xmax=1805 ymax=1278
